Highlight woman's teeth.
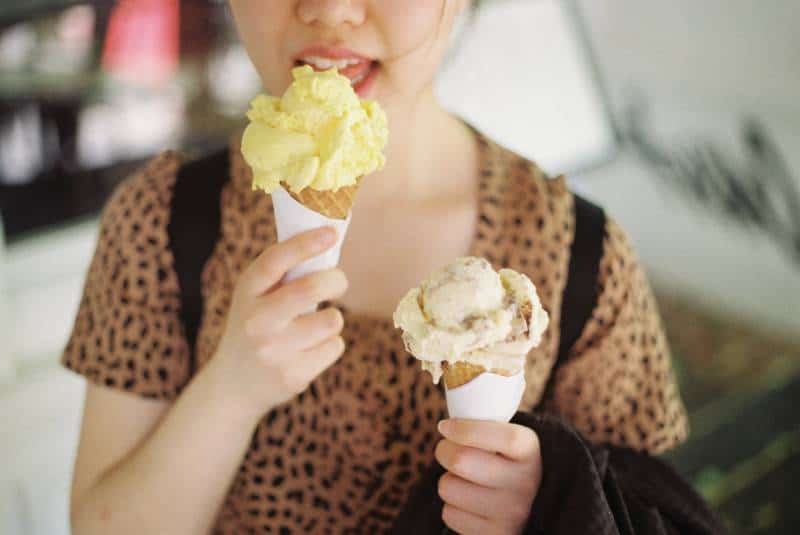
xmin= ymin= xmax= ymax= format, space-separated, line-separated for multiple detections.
xmin=349 ymin=71 xmax=368 ymax=86
xmin=296 ymin=56 xmax=374 ymax=87
xmin=299 ymin=55 xmax=363 ymax=71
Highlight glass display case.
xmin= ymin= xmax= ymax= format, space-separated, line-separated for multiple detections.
xmin=0 ymin=0 xmax=260 ymax=241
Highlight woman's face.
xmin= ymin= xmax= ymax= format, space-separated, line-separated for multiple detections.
xmin=228 ymin=0 xmax=467 ymax=108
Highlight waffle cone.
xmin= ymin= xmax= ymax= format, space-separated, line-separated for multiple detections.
xmin=285 ymin=181 xmax=360 ymax=220
xmin=441 ymin=361 xmax=515 ymax=389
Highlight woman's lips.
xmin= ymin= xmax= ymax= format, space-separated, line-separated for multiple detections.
xmin=295 ymin=45 xmax=379 ymax=97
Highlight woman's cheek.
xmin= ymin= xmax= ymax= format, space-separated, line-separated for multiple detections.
xmin=375 ymin=1 xmax=457 ymax=97
xmin=228 ymin=1 xmax=293 ymax=93
xmin=377 ymin=0 xmax=451 ymax=63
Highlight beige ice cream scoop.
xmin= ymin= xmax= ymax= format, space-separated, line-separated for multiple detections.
xmin=393 ymin=257 xmax=549 ymax=386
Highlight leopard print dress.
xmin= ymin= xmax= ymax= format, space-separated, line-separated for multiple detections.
xmin=62 ymin=129 xmax=688 ymax=534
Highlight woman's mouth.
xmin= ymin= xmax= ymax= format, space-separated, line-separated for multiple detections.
xmin=295 ymin=47 xmax=380 ymax=97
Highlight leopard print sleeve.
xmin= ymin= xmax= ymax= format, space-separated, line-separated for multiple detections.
xmin=545 ymin=217 xmax=690 ymax=454
xmin=61 ymin=151 xmax=193 ymax=400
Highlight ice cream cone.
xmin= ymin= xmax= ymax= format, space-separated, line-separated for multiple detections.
xmin=444 ymin=368 xmax=526 ymax=422
xmin=285 ymin=181 xmax=360 ymax=220
xmin=393 ymin=257 xmax=549 ymax=422
xmin=442 ymin=361 xmax=515 ymax=388
xmin=442 ymin=361 xmax=485 ymax=388
xmin=271 ymin=186 xmax=351 ymax=285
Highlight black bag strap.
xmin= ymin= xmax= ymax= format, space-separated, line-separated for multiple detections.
xmin=543 ymin=193 xmax=607 ymax=398
xmin=167 ymin=147 xmax=229 ymax=372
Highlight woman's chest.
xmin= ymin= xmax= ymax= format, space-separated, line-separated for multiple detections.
xmin=336 ymin=197 xmax=478 ymax=317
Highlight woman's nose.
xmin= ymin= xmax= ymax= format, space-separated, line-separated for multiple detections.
xmin=297 ymin=0 xmax=366 ymax=28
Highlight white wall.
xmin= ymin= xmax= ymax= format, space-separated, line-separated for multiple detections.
xmin=437 ymin=0 xmax=617 ymax=174
xmin=1 ymin=221 xmax=96 ymax=534
xmin=0 ymin=367 xmax=84 ymax=535
xmin=573 ymin=0 xmax=800 ymax=339
xmin=578 ymin=0 xmax=800 ymax=116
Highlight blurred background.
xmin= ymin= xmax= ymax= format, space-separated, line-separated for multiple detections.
xmin=0 ymin=1 xmax=797 ymax=533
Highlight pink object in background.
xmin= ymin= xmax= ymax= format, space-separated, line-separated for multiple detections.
xmin=101 ymin=0 xmax=180 ymax=86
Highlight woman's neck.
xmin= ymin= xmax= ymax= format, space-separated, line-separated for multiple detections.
xmin=356 ymin=88 xmax=477 ymax=208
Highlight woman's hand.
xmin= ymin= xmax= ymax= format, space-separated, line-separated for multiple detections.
xmin=208 ymin=226 xmax=349 ymax=417
xmin=435 ymin=419 xmax=543 ymax=535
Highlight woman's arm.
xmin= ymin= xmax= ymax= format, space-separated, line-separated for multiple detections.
xmin=69 ymin=227 xmax=349 ymax=535
xmin=70 ymin=362 xmax=262 ymax=534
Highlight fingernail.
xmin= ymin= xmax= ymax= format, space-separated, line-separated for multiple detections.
xmin=438 ymin=420 xmax=452 ymax=435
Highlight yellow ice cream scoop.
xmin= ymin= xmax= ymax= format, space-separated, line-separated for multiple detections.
xmin=241 ymin=65 xmax=388 ymax=195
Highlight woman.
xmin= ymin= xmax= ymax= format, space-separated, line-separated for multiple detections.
xmin=64 ymin=1 xmax=705 ymax=534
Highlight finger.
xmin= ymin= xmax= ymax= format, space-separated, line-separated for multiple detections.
xmin=438 ymin=419 xmax=540 ymax=462
xmin=435 ymin=439 xmax=528 ymax=489
xmin=438 ymin=472 xmax=531 ymax=523
xmin=247 ymin=306 xmax=343 ymax=350
xmin=274 ymin=307 xmax=344 ymax=352
xmin=241 ymin=227 xmax=338 ymax=296
xmin=260 ymin=268 xmax=348 ymax=324
xmin=273 ymin=335 xmax=345 ymax=395
xmin=295 ymin=335 xmax=346 ymax=381
xmin=441 ymin=504 xmax=500 ymax=535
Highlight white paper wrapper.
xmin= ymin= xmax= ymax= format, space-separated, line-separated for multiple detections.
xmin=271 ymin=186 xmax=351 ymax=283
xmin=444 ymin=372 xmax=525 ymax=423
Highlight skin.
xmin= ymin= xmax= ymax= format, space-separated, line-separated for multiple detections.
xmin=436 ymin=420 xmax=542 ymax=534
xmin=69 ymin=2 xmax=541 ymax=534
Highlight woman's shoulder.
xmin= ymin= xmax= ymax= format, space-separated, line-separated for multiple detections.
xmin=481 ymin=135 xmax=573 ymax=208
xmin=64 ymin=150 xmax=193 ymax=399
xmin=478 ymin=135 xmax=576 ymax=240
xmin=101 ymin=150 xmax=185 ymax=230
xmin=91 ymin=150 xmax=187 ymax=309
xmin=98 ymin=146 xmax=234 ymax=252
xmin=93 ymin=150 xmax=186 ymax=295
